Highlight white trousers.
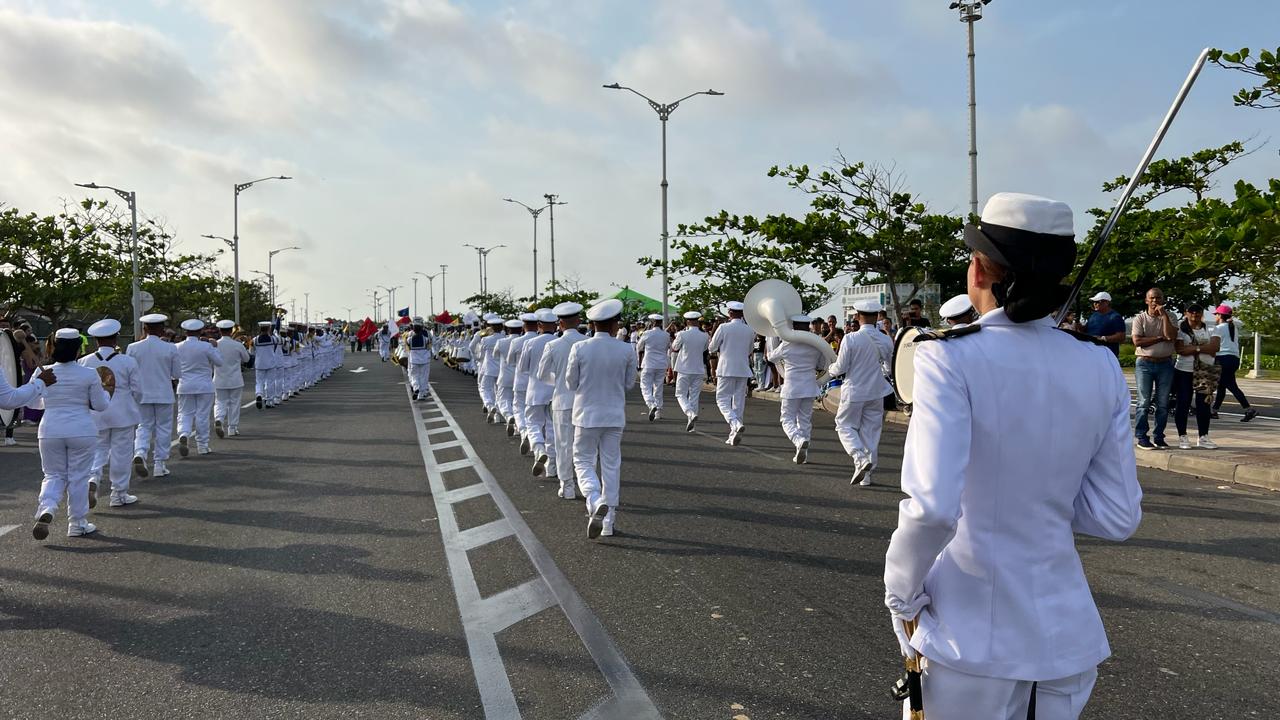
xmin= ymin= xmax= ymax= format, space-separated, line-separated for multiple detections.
xmin=214 ymin=388 xmax=242 ymax=431
xmin=780 ymin=397 xmax=815 ymax=446
xmin=379 ymin=344 xmax=390 ymax=360
xmin=177 ymin=393 xmax=214 ymax=446
xmin=715 ymin=376 xmax=749 ymax=431
xmin=675 ymin=373 xmax=705 ymax=418
xmin=836 ymin=397 xmax=885 ymax=465
xmin=410 ymin=363 xmax=431 ymax=395
xmin=553 ymin=408 xmax=576 ymax=494
xmin=525 ymin=403 xmax=556 ymax=475
xmin=135 ymin=403 xmax=174 ymax=461
xmin=479 ymin=374 xmax=497 ymax=410
xmin=640 ymin=369 xmax=666 ymax=409
xmin=38 ymin=436 xmax=96 ymax=521
xmin=915 ymin=661 xmax=1096 ymax=720
xmin=497 ymin=383 xmax=514 ymax=418
xmin=93 ymin=426 xmax=136 ymax=493
xmin=512 ymin=386 xmax=528 ymax=432
xmin=574 ymin=426 xmax=622 ymax=510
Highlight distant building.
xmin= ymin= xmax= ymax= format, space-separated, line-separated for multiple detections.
xmin=841 ymin=282 xmax=940 ymax=321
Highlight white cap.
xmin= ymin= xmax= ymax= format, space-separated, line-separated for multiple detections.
xmin=939 ymin=294 xmax=974 ymax=320
xmin=486 ymin=314 xmax=504 ymax=325
xmin=587 ymin=298 xmax=624 ymax=322
xmin=87 ymin=319 xmax=121 ymax=337
xmin=647 ymin=313 xmax=664 ymax=321
xmin=726 ymin=301 xmax=745 ymax=311
xmin=1089 ymin=291 xmax=1111 ymax=302
xmin=258 ymin=321 xmax=273 ymax=327
xmin=180 ymin=319 xmax=204 ymax=332
xmin=683 ymin=311 xmax=702 ymax=320
xmin=519 ymin=312 xmax=538 ymax=323
xmin=140 ymin=313 xmax=167 ymax=324
xmin=536 ymin=310 xmax=557 ymax=323
xmin=553 ymin=302 xmax=584 ymax=318
xmin=215 ymin=319 xmax=235 ymax=330
xmin=790 ymin=314 xmax=813 ymax=323
xmin=55 ymin=327 xmax=81 ymax=340
xmin=535 ymin=307 xmax=553 ymax=316
xmin=503 ymin=319 xmax=523 ymax=329
xmin=981 ymin=192 xmax=1074 ymax=236
xmin=852 ymin=299 xmax=883 ymax=314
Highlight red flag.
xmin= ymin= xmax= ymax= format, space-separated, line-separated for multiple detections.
xmin=434 ymin=311 xmax=453 ymax=324
xmin=355 ymin=318 xmax=377 ymax=343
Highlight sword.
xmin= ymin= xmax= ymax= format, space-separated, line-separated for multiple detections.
xmin=889 ymin=619 xmax=925 ymax=719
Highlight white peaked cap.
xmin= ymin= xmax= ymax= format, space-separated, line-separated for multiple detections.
xmin=215 ymin=319 xmax=235 ymax=330
xmin=87 ymin=319 xmax=121 ymax=337
xmin=535 ymin=308 xmax=553 ymax=316
xmin=586 ymin=299 xmax=623 ymax=322
xmin=682 ymin=311 xmax=702 ymax=320
xmin=981 ymin=192 xmax=1074 ymax=236
xmin=519 ymin=312 xmax=538 ymax=322
xmin=55 ymin=327 xmax=81 ymax=340
xmin=853 ymin=299 xmax=883 ymax=314
xmin=790 ymin=314 xmax=813 ymax=323
xmin=258 ymin=321 xmax=273 ymax=327
xmin=726 ymin=301 xmax=745 ymax=311
xmin=180 ymin=319 xmax=204 ymax=332
xmin=553 ymin=302 xmax=584 ymax=317
xmin=647 ymin=313 xmax=664 ymax=321
xmin=1089 ymin=291 xmax=1111 ymax=302
xmin=140 ymin=313 xmax=167 ymax=324
xmin=486 ymin=314 xmax=504 ymax=324
xmin=939 ymin=294 xmax=974 ymax=319
xmin=536 ymin=310 xmax=557 ymax=323
xmin=504 ymin=319 xmax=523 ymax=328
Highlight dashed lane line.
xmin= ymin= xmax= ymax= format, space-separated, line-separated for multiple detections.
xmin=0 ymin=525 xmax=18 ymax=537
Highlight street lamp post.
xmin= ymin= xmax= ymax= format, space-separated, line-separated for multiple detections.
xmin=233 ymin=176 xmax=292 ymax=328
xmin=950 ymin=0 xmax=991 ymax=218
xmin=503 ymin=198 xmax=547 ymax=301
xmin=603 ymin=83 xmax=724 ymax=324
xmin=543 ymin=194 xmax=567 ymax=292
xmin=268 ymin=246 xmax=301 ymax=327
xmin=304 ymin=292 xmax=310 ymax=325
xmin=440 ymin=264 xmax=448 ymax=313
xmin=75 ymin=182 xmax=140 ymax=340
xmin=463 ymin=244 xmax=505 ymax=295
xmin=380 ymin=285 xmax=401 ymax=322
xmin=414 ymin=272 xmax=438 ymax=317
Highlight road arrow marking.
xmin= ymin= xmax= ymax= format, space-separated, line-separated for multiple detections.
xmin=349 ymin=366 xmax=368 ymax=373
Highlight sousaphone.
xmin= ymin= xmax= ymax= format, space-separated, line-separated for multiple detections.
xmin=744 ymin=279 xmax=837 ymax=386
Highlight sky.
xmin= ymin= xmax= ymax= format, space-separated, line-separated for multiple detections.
xmin=1 ymin=0 xmax=1276 ymax=322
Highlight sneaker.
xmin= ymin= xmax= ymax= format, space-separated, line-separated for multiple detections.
xmin=648 ymin=406 xmax=658 ymax=422
xmin=3 ymin=437 xmax=15 ymax=446
xmin=587 ymin=503 xmax=609 ymax=539
xmin=1243 ymin=408 xmax=1259 ymax=422
xmin=255 ymin=395 xmax=264 ymax=410
xmin=133 ymin=455 xmax=149 ymax=478
xmin=32 ymin=511 xmax=53 ymax=540
xmin=109 ymin=493 xmax=138 ymax=507
xmin=685 ymin=414 xmax=697 ymax=433
xmin=793 ymin=441 xmax=809 ymax=465
xmin=178 ymin=435 xmax=190 ymax=457
xmin=859 ymin=474 xmax=874 ymax=487
xmin=506 ymin=417 xmax=517 ymax=437
xmin=215 ymin=420 xmax=225 ymax=438
xmin=1136 ymin=437 xmax=1155 ymax=451
xmin=653 ymin=408 xmax=662 ymax=421
xmin=88 ymin=481 xmax=98 ymax=509
xmin=67 ymin=520 xmax=97 ymax=537
xmin=1178 ymin=435 xmax=1192 ymax=450
xmin=731 ymin=426 xmax=744 ymax=446
xmin=229 ymin=428 xmax=240 ymax=437
xmin=1198 ymin=436 xmax=1218 ymax=450
xmin=557 ymin=486 xmax=577 ymax=500
xmin=600 ymin=518 xmax=615 ymax=537
xmin=1153 ymin=438 xmax=1170 ymax=450
xmin=850 ymin=457 xmax=873 ymax=486
xmin=519 ymin=435 xmax=532 ymax=456
xmin=153 ymin=461 xmax=170 ymax=477
xmin=197 ymin=445 xmax=212 ymax=455
xmin=533 ymin=451 xmax=549 ymax=477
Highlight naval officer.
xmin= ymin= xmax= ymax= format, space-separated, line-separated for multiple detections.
xmin=127 ymin=313 xmax=182 ymax=477
xmin=477 ymin=315 xmax=505 ymax=421
xmin=213 ymin=320 xmax=250 ymax=437
xmin=884 ymin=192 xmax=1142 ymax=720
xmin=536 ymin=302 xmax=587 ymax=500
xmin=520 ymin=309 xmax=559 ymax=476
xmin=80 ymin=319 xmax=142 ymax=507
xmin=251 ymin=321 xmax=281 ymax=409
xmin=671 ymin=311 xmax=709 ymax=433
xmin=938 ymin=294 xmax=978 ymax=327
xmin=829 ymin=299 xmax=893 ymax=486
xmin=509 ymin=312 xmax=540 ymax=451
xmin=406 ymin=318 xmax=434 ymax=401
xmin=174 ymin=319 xmax=223 ymax=456
xmin=494 ymin=319 xmax=521 ymax=431
xmin=708 ymin=300 xmax=755 ymax=445
xmin=634 ymin=314 xmax=669 ymax=421
xmin=766 ymin=314 xmax=825 ymax=464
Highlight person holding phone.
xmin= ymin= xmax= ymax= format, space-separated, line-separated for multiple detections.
xmin=1132 ymin=288 xmax=1178 ymax=450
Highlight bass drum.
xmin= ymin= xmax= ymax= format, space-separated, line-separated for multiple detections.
xmin=891 ymin=326 xmax=927 ymax=409
xmin=0 ymin=330 xmax=19 ymax=428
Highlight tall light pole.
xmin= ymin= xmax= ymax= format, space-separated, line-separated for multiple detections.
xmin=268 ymin=245 xmax=301 ymax=327
xmin=603 ymin=83 xmax=724 ymax=323
xmin=380 ymin=285 xmax=401 ymax=321
xmin=414 ymin=272 xmax=438 ymax=317
xmin=439 ymin=264 xmax=448 ymax=313
xmin=75 ymin=182 xmax=140 ymax=340
xmin=543 ymin=194 xmax=567 ymax=292
xmin=233 ymin=176 xmax=292 ymax=328
xmin=304 ymin=292 xmax=310 ymax=325
xmin=503 ymin=198 xmax=547 ymax=301
xmin=343 ymin=306 xmax=355 ymax=325
xmin=463 ymin=244 xmax=505 ymax=295
xmin=950 ymin=0 xmax=990 ymax=218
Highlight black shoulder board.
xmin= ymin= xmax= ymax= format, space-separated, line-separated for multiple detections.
xmin=1056 ymin=327 xmax=1108 ymax=346
xmin=915 ymin=324 xmax=983 ymax=342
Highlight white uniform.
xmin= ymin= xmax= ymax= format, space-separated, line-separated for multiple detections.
xmin=708 ymin=319 xmax=755 ymax=434
xmin=671 ymin=327 xmax=709 ymax=420
xmin=0 ymin=373 xmax=45 ymax=409
xmin=494 ymin=335 xmax=515 ymax=419
xmin=520 ymin=332 xmax=558 ymax=472
xmin=406 ymin=330 xmax=434 ymax=398
xmin=214 ymin=337 xmax=251 ymax=433
xmin=537 ymin=329 xmax=587 ymax=498
xmin=766 ymin=340 xmax=823 ymax=448
xmin=251 ymin=332 xmax=282 ymax=406
xmin=884 ymin=309 xmax=1142 ymax=719
xmin=35 ymin=362 xmax=110 ymax=525
xmin=635 ymin=327 xmax=670 ymax=412
xmin=377 ymin=329 xmax=391 ymax=361
xmin=828 ymin=326 xmax=893 ymax=469
xmin=565 ymin=335 xmax=637 ymax=524
xmin=175 ymin=337 xmax=224 ymax=450
xmin=507 ymin=332 xmax=533 ymax=434
xmin=477 ymin=331 xmax=502 ymax=411
xmin=79 ymin=348 xmax=143 ymax=495
xmin=126 ymin=335 xmax=182 ymax=463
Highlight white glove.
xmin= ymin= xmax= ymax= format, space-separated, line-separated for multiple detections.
xmin=891 ymin=613 xmax=918 ymax=660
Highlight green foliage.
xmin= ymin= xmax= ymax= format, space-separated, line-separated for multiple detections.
xmin=461 ymin=290 xmax=523 ymax=318
xmin=1209 ymin=47 xmax=1280 ymax=110
xmin=518 ymin=276 xmax=599 ymax=314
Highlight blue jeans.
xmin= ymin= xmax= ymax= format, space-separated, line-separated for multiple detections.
xmin=1135 ymin=358 xmax=1174 ymax=442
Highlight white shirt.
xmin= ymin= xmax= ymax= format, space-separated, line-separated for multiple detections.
xmin=520 ymin=332 xmax=557 ymax=406
xmin=508 ymin=332 xmax=535 ymax=389
xmin=0 ymin=373 xmax=44 ymax=410
xmin=35 ymin=362 xmax=110 ymax=438
xmin=175 ymin=337 xmax=224 ymax=395
xmin=79 ymin=348 xmax=143 ymax=428
xmin=495 ymin=335 xmax=515 ymax=387
xmin=126 ymin=335 xmax=182 ymax=404
xmin=407 ymin=331 xmax=433 ymax=365
xmin=671 ymin=327 xmax=709 ymax=375
xmin=478 ymin=332 xmax=502 ymax=376
xmin=635 ymin=327 xmax=671 ymax=371
xmin=828 ymin=326 xmax=893 ymax=402
xmin=214 ymin=337 xmax=251 ymax=389
xmin=537 ymin=330 xmax=588 ymax=412
xmin=1212 ymin=320 xmax=1241 ymax=357
xmin=708 ymin=319 xmax=755 ymax=378
xmin=565 ymin=334 xmax=638 ymax=428
xmin=251 ymin=333 xmax=281 ymax=370
xmin=766 ymin=340 xmax=824 ymax=399
xmin=1175 ymin=325 xmax=1215 ymax=373
xmin=884 ymin=309 xmax=1142 ymax=681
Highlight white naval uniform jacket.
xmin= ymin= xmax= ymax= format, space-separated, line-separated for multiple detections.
xmin=708 ymin=319 xmax=755 ymax=378
xmin=478 ymin=333 xmax=502 ymax=376
xmin=827 ymin=326 xmax=892 ymax=402
xmin=126 ymin=335 xmax=182 ymax=404
xmin=537 ymin=330 xmax=588 ymax=413
xmin=884 ymin=308 xmax=1142 ymax=681
xmin=671 ymin=327 xmax=709 ymax=375
xmin=765 ymin=340 xmax=823 ymax=399
xmin=635 ymin=328 xmax=670 ymax=371
xmin=520 ymin=332 xmax=557 ymax=406
xmin=214 ymin=338 xmax=251 ymax=389
xmin=565 ymin=335 xmax=638 ymax=428
xmin=79 ymin=348 xmax=143 ymax=429
xmin=494 ymin=335 xmax=514 ymax=386
xmin=175 ymin=338 xmax=224 ymax=395
xmin=34 ymin=362 xmax=110 ymax=439
xmin=251 ymin=334 xmax=281 ymax=370
xmin=508 ymin=332 xmax=534 ymax=390
xmin=407 ymin=332 xmax=433 ymax=365
xmin=0 ymin=373 xmax=44 ymax=410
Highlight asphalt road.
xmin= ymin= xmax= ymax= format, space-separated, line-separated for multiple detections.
xmin=0 ymin=353 xmax=1276 ymax=719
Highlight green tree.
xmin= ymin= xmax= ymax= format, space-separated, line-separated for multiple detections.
xmin=518 ymin=275 xmax=599 ymax=313
xmin=461 ymin=290 xmax=523 ymax=318
xmin=1210 ymin=47 xmax=1280 ymax=110
xmin=1227 ymin=178 xmax=1280 ymax=335
xmin=0 ymin=204 xmax=114 ymax=327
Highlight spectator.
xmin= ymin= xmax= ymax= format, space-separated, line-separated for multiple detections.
xmin=904 ymin=299 xmax=930 ymax=328
xmin=1211 ymin=304 xmax=1258 ymax=422
xmin=1058 ymin=310 xmax=1081 ymax=332
xmin=809 ymin=317 xmax=827 ymax=338
xmin=1084 ymin=292 xmax=1126 ymax=357
xmin=876 ymin=310 xmax=894 ymax=336
xmin=1173 ymin=304 xmax=1219 ymax=449
xmin=1132 ymin=287 xmax=1178 ymax=450
xmin=830 ymin=326 xmax=844 ymax=351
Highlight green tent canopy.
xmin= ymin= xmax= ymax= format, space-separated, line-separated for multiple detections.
xmin=607 ymin=288 xmax=670 ymax=315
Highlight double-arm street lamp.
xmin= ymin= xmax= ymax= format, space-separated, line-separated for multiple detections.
xmin=463 ymin=244 xmax=505 ymax=295
xmin=949 ymin=0 xmax=992 ymax=218
xmin=602 ymin=83 xmax=724 ymax=323
xmin=75 ymin=181 xmax=140 ymax=340
xmin=503 ymin=198 xmax=546 ymax=302
xmin=414 ymin=272 xmax=438 ymax=318
xmin=232 ymin=176 xmax=292 ymax=328
xmin=439 ymin=264 xmax=448 ymax=314
xmin=268 ymin=246 xmax=300 ymax=324
xmin=380 ymin=285 xmax=402 ymax=321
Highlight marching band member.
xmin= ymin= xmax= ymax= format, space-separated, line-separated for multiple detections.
xmin=495 ymin=319 xmax=521 ymax=431
xmin=939 ymin=294 xmax=978 ymax=327
xmin=829 ymin=300 xmax=893 ymax=486
xmin=175 ymin=319 xmax=223 ymax=457
xmin=0 ymin=359 xmax=53 ymax=409
xmin=708 ymin=301 xmax=755 ymax=445
xmin=80 ymin=319 xmax=142 ymax=507
xmin=33 ymin=328 xmax=110 ymax=539
xmin=406 ymin=318 xmax=434 ymax=401
xmin=565 ymin=299 xmax=637 ymax=539
xmin=635 ymin=314 xmax=669 ymax=421
xmin=766 ymin=314 xmax=824 ymax=464
xmin=213 ymin=320 xmax=250 ymax=437
xmin=537 ymin=303 xmax=587 ymax=500
xmin=477 ymin=316 xmax=505 ymax=422
xmin=377 ymin=325 xmax=391 ymax=362
xmin=251 ymin=321 xmax=281 ymax=409
xmin=509 ymin=312 xmax=539 ymax=452
xmin=884 ymin=193 xmax=1142 ymax=720
xmin=127 ymin=313 xmax=181 ymax=477
xmin=671 ymin=311 xmax=709 ymax=433
xmin=520 ymin=309 xmax=559 ymax=476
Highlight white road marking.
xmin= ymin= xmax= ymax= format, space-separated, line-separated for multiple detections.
xmin=241 ymin=400 xmax=256 ymax=409
xmin=0 ymin=525 xmax=19 ymax=537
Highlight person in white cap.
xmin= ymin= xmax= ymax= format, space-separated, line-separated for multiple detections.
xmin=127 ymin=313 xmax=182 ymax=477
xmin=938 ymin=294 xmax=977 ymax=327
xmin=767 ymin=314 xmax=825 ymax=464
xmin=671 ymin=311 xmax=710 ymax=432
xmin=565 ymin=298 xmax=637 ymax=538
xmin=79 ymin=319 xmax=142 ymax=507
xmin=828 ymin=300 xmax=893 ymax=485
xmin=406 ymin=317 xmax=434 ymax=401
xmin=213 ymin=320 xmax=250 ymax=436
xmin=708 ymin=301 xmax=756 ymax=445
xmin=884 ymin=193 xmax=1141 ymax=719
xmin=477 ymin=316 xmax=505 ymax=421
xmin=175 ymin=319 xmax=224 ymax=456
xmin=634 ymin=313 xmax=669 ymax=421
xmin=251 ymin=321 xmax=281 ymax=409
xmin=509 ymin=312 xmax=539 ymax=450
xmin=33 ymin=328 xmax=110 ymax=539
xmin=1084 ymin=291 xmax=1126 ymax=357
xmin=494 ymin=319 xmax=521 ymax=430
xmin=537 ymin=302 xmax=587 ymax=500
xmin=520 ymin=309 xmax=559 ymax=476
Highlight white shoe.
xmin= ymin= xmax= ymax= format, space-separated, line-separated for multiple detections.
xmin=1178 ymin=435 xmax=1192 ymax=450
xmin=229 ymin=428 xmax=240 ymax=437
xmin=109 ymin=493 xmax=138 ymax=507
xmin=532 ymin=450 xmax=549 ymax=477
xmin=685 ymin=414 xmax=697 ymax=433
xmin=153 ymin=461 xmax=170 ymax=477
xmin=178 ymin=435 xmax=190 ymax=457
xmin=67 ymin=520 xmax=97 ymax=537
xmin=557 ymin=486 xmax=577 ymax=500
xmin=858 ymin=474 xmax=873 ymax=487
xmin=1198 ymin=436 xmax=1218 ymax=450
xmin=793 ymin=440 xmax=809 ymax=465
xmin=850 ymin=456 xmax=873 ymax=485
xmin=600 ymin=518 xmax=615 ymax=537
xmin=587 ymin=502 xmax=609 ymax=539
xmin=32 ymin=510 xmax=53 ymax=540
xmin=506 ymin=417 xmax=517 ymax=437
xmin=519 ymin=434 xmax=532 ymax=456
xmin=133 ymin=455 xmax=149 ymax=478
xmin=197 ymin=445 xmax=212 ymax=455
xmin=3 ymin=437 xmax=15 ymax=446
xmin=731 ymin=426 xmax=744 ymax=446
xmin=214 ymin=420 xmax=225 ymax=438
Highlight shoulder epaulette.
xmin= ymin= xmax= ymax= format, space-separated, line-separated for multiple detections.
xmin=915 ymin=324 xmax=982 ymax=342
xmin=1056 ymin=327 xmax=1108 ymax=346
